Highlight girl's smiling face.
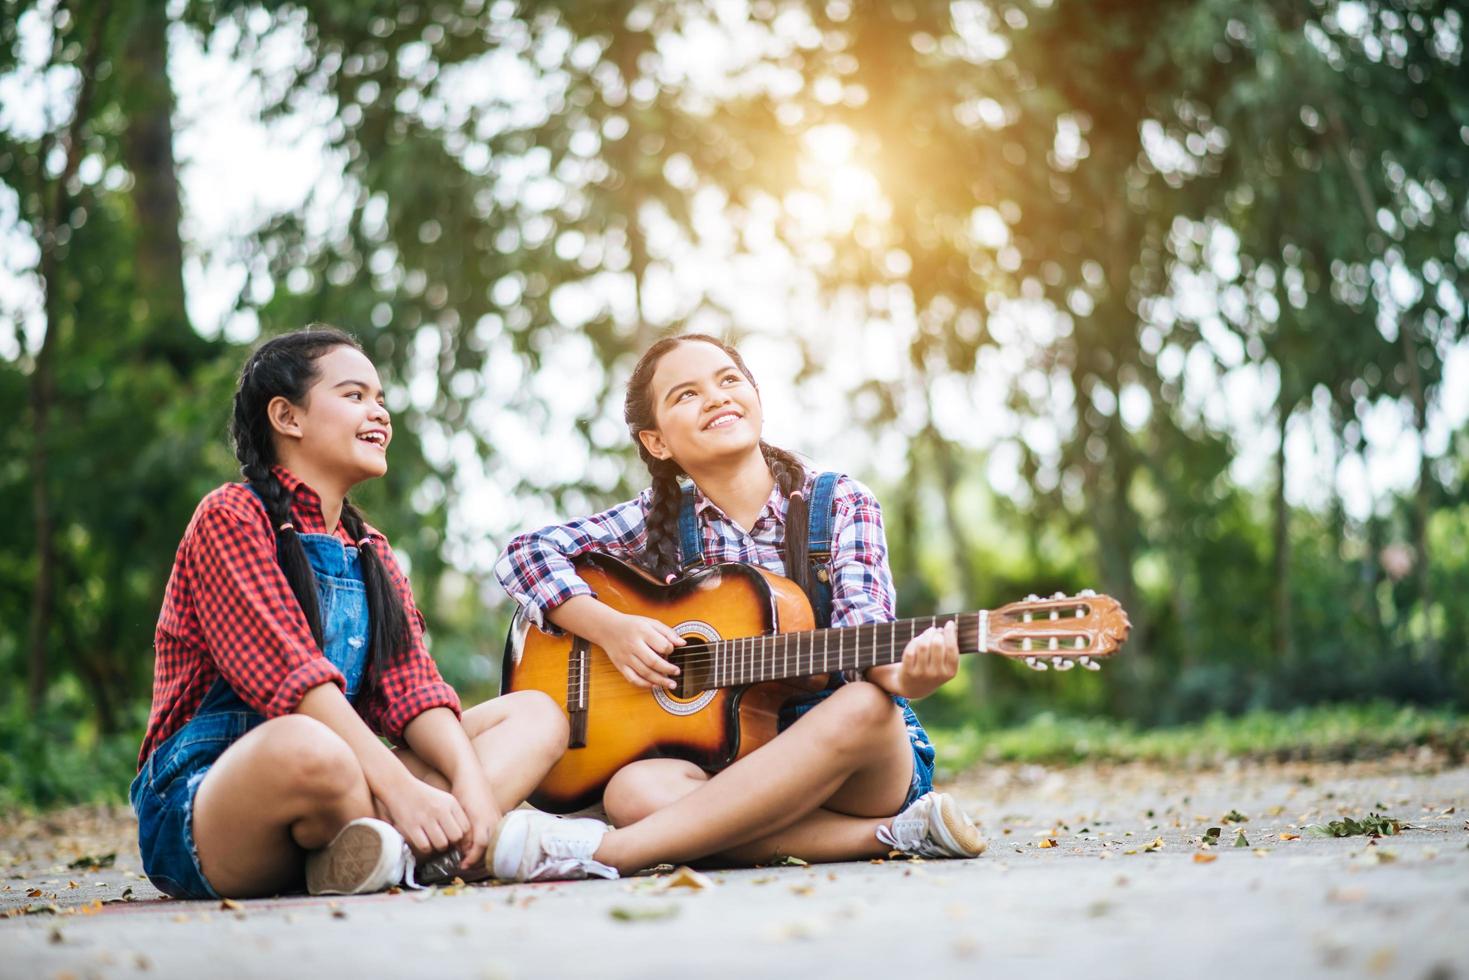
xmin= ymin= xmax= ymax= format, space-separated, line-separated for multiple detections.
xmin=639 ymin=340 xmax=763 ymax=471
xmin=270 ymin=344 xmax=393 ymax=485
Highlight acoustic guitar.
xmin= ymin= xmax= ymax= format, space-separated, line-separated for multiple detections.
xmin=501 ymin=553 xmax=1130 ymax=813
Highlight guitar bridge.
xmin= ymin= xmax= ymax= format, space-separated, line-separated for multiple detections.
xmin=568 ymin=635 xmax=589 ymax=749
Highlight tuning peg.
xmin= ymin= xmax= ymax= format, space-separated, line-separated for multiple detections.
xmin=1024 ymin=656 xmax=1049 ymax=671
xmin=1050 ymin=590 xmax=1065 ymax=600
xmin=1078 ymin=588 xmax=1096 ymax=597
xmin=1025 ymin=593 xmax=1039 ymax=602
xmin=1079 ymin=656 xmax=1101 ymax=671
xmin=1051 ymin=657 xmax=1074 ymax=671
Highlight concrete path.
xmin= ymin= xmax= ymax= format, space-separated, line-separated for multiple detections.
xmin=4 ymin=754 xmax=1466 ymax=979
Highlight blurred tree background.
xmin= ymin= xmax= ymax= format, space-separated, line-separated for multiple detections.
xmin=1 ymin=0 xmax=1466 ymax=805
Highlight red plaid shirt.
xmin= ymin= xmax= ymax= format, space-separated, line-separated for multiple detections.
xmin=139 ymin=466 xmax=459 ymax=767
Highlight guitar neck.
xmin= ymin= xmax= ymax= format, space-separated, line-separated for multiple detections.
xmin=683 ymin=614 xmax=986 ymax=692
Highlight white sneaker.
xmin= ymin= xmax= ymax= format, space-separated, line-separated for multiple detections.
xmin=306 ymin=817 xmax=416 ymax=895
xmin=876 ymin=792 xmax=987 ymax=859
xmin=488 ymin=810 xmax=618 ymax=882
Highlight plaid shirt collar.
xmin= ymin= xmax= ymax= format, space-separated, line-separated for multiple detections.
xmin=686 ymin=474 xmax=798 ymax=534
xmin=269 ymin=464 xmax=386 ymax=545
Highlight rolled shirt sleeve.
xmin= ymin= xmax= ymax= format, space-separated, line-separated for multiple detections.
xmin=493 ymin=493 xmax=652 ymax=633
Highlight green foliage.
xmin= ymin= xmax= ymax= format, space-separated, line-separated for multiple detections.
xmin=928 ymin=702 xmax=1469 ymax=778
xmin=0 ymin=686 xmax=140 ymax=811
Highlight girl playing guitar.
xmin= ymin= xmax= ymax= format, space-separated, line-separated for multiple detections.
xmin=488 ymin=333 xmax=986 ymax=881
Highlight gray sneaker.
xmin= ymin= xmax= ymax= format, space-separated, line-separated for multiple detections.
xmin=306 ymin=817 xmax=416 ymax=895
xmin=876 ymin=792 xmax=988 ymax=859
xmin=488 ymin=810 xmax=618 ymax=882
xmin=415 ymin=847 xmax=491 ymax=886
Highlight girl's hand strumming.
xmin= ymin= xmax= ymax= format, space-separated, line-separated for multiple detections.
xmin=597 ymin=612 xmax=685 ymax=691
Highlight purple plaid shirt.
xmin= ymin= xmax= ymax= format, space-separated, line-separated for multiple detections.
xmin=495 ymin=471 xmax=896 ymax=633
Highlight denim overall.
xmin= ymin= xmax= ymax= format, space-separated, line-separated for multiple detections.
xmin=131 ymin=528 xmax=371 ymax=899
xmin=677 ymin=473 xmax=935 ymax=808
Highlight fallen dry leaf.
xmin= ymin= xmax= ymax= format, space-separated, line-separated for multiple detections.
xmin=609 ymin=903 xmax=680 ymax=922
xmin=1143 ymin=837 xmax=1165 ymax=853
xmin=219 ymin=898 xmax=244 ymax=911
xmin=1328 ymin=886 xmax=1366 ymax=903
xmin=1192 ymin=853 xmax=1218 ymax=864
xmin=1278 ymin=833 xmax=1301 ymax=841
xmin=1037 ymin=839 xmax=1057 ymax=849
xmin=658 ymin=866 xmax=714 ymax=891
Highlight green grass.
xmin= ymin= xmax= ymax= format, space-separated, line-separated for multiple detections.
xmin=929 ymin=703 xmax=1469 ymax=780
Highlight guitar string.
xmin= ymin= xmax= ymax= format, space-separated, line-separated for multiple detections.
xmin=543 ymin=624 xmax=1100 ymax=679
xmin=545 ymin=643 xmax=1106 ymax=704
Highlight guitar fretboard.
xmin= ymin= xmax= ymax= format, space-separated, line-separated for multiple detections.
xmin=681 ymin=614 xmax=984 ymax=692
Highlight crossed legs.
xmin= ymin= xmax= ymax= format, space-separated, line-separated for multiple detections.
xmin=191 ymin=691 xmax=565 ymax=897
xmin=594 ymin=681 xmax=916 ymax=873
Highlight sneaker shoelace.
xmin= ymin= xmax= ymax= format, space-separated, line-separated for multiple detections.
xmin=529 ymin=828 xmax=617 ymax=880
xmin=876 ymin=816 xmax=949 ymax=858
xmin=398 ymin=839 xmax=425 ymax=890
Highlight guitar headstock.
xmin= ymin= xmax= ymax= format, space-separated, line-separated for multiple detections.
xmin=983 ymin=590 xmax=1131 ymax=671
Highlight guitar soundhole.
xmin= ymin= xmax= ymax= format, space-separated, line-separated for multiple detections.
xmin=668 ymin=641 xmax=709 ymax=701
xmin=654 ymin=621 xmax=720 ymax=713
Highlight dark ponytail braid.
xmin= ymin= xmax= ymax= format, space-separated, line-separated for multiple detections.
xmin=637 ymin=456 xmax=687 ymax=583
xmin=625 ymin=334 xmax=811 ymax=593
xmin=229 ymin=327 xmax=411 ymax=690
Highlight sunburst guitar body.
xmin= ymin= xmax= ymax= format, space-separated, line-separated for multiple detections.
xmin=502 ymin=552 xmax=1130 ymax=814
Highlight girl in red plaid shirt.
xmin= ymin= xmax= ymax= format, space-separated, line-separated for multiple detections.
xmin=133 ymin=328 xmax=567 ymax=900
xmin=486 ymin=334 xmax=986 ymax=882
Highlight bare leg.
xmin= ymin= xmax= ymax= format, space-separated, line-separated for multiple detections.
xmin=192 ymin=716 xmax=375 ymax=898
xmin=594 ymin=682 xmax=914 ymax=873
xmin=391 ymin=691 xmax=568 ymax=810
xmin=603 ymin=760 xmax=894 ymax=865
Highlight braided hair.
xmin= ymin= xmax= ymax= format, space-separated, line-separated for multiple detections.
xmin=229 ymin=327 xmax=410 ymax=691
xmin=623 ymin=334 xmax=813 ymax=597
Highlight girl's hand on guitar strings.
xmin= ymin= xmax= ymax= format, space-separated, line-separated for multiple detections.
xmin=599 ymin=612 xmax=685 ymax=691
xmin=869 ymin=620 xmax=960 ymax=701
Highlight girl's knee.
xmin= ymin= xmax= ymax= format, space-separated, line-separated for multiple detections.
xmin=604 ymin=762 xmax=702 ymax=827
xmin=514 ymin=691 xmax=570 ymax=749
xmin=466 ymin=691 xmax=570 ymax=756
xmin=252 ymin=716 xmax=362 ymax=801
xmin=810 ymin=683 xmax=901 ymax=754
xmin=828 ymin=681 xmax=899 ymax=726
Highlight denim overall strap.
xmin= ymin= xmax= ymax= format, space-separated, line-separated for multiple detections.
xmin=194 ymin=485 xmax=372 ymax=711
xmin=805 ymin=472 xmax=840 ymax=629
xmin=677 ymin=482 xmax=705 ymax=571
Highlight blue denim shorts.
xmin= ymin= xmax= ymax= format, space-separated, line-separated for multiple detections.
xmin=777 ymin=688 xmax=936 ymax=810
xmin=130 ymin=710 xmax=263 ymax=900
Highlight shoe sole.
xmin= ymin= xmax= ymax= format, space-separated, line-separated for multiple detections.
xmin=935 ymin=795 xmax=988 ymax=857
xmin=307 ymin=821 xmax=397 ymax=895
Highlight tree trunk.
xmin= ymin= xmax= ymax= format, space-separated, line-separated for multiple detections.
xmin=1272 ymin=389 xmax=1293 ymax=667
xmin=119 ymin=0 xmax=195 ymax=367
xmin=27 ymin=0 xmax=113 ymax=714
xmin=27 ymin=261 xmax=60 ymax=714
xmin=1399 ymin=319 xmax=1438 ymax=674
